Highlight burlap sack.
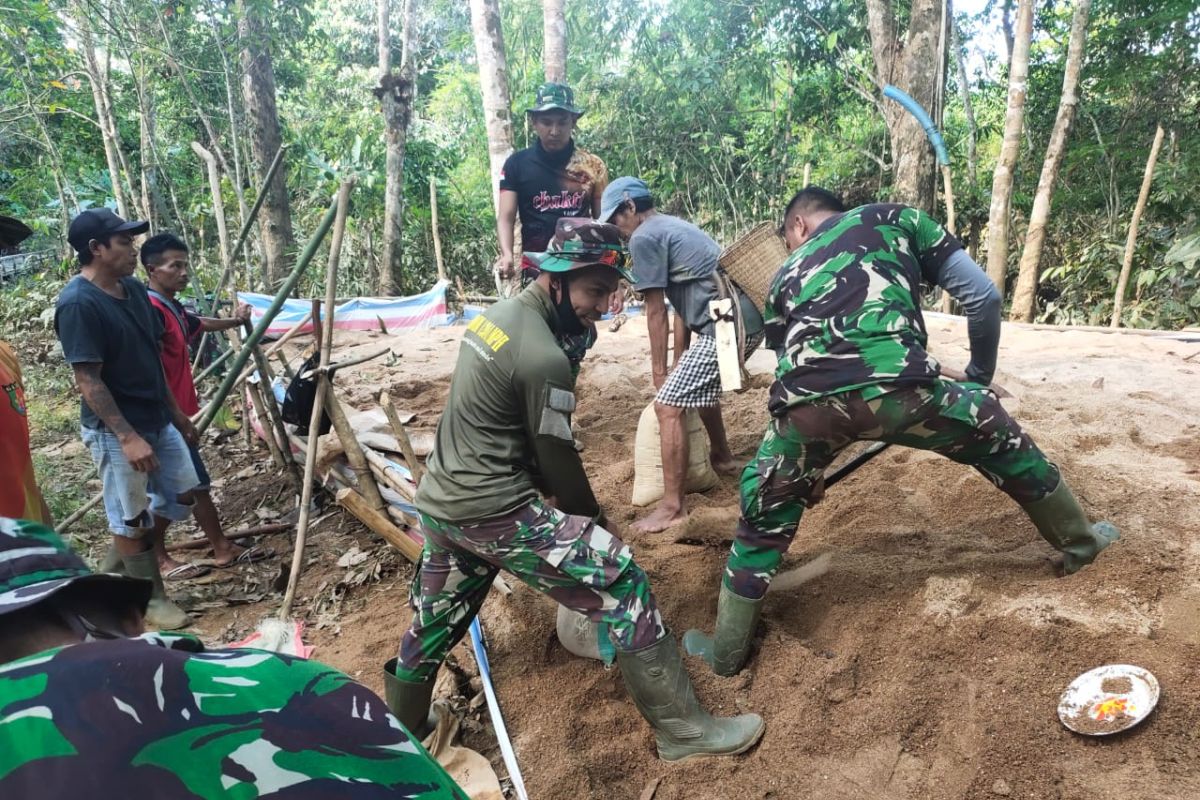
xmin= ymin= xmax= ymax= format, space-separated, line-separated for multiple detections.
xmin=631 ymin=402 xmax=719 ymax=507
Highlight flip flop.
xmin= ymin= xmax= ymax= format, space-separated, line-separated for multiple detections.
xmin=163 ymin=561 xmax=211 ymax=581
xmin=215 ymin=544 xmax=276 ymax=568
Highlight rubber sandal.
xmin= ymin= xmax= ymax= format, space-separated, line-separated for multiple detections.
xmin=215 ymin=544 xmax=276 ymax=568
xmin=163 ymin=561 xmax=211 ymax=581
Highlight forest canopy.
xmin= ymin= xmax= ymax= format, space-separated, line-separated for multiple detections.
xmin=1 ymin=0 xmax=1197 ymax=328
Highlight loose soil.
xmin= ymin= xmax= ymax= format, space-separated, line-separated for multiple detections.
xmin=39 ymin=314 xmax=1200 ymax=799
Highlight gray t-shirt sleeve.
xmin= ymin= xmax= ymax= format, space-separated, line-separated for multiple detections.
xmin=629 ymin=232 xmax=669 ymax=290
xmin=55 ymin=301 xmax=105 ymax=364
xmin=937 ymin=249 xmax=1001 ymax=385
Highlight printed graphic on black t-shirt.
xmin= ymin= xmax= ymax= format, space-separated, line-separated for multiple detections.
xmin=499 ymin=140 xmax=608 ymax=252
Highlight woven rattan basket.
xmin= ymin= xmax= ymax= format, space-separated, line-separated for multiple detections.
xmin=719 ymin=222 xmax=789 ymax=310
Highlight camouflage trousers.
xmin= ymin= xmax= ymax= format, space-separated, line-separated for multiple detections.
xmin=725 ymin=380 xmax=1061 ymax=599
xmin=395 ymin=500 xmax=664 ymax=681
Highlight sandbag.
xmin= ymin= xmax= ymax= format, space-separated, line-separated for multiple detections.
xmin=631 ymin=402 xmax=719 ymax=507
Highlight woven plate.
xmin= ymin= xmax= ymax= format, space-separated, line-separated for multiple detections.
xmin=719 ymin=222 xmax=789 ymax=310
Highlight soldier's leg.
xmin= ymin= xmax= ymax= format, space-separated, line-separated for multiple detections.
xmin=725 ymin=397 xmax=868 ymax=600
xmin=875 ymin=380 xmax=1118 ymax=572
xmin=471 ymin=500 xmax=762 ymax=762
xmin=689 ymin=397 xmax=863 ymax=677
xmin=386 ymin=519 xmax=497 ymax=735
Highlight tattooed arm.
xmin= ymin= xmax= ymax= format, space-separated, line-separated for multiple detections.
xmin=71 ymin=363 xmax=158 ymax=472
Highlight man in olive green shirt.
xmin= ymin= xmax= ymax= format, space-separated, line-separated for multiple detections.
xmin=384 ymin=219 xmax=764 ymax=763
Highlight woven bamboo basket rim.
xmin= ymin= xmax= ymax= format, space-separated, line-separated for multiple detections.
xmin=719 ymin=222 xmax=789 ymax=309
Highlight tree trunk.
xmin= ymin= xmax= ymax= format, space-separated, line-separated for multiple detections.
xmin=543 ymin=0 xmax=567 ymax=83
xmin=376 ymin=0 xmax=417 ymax=295
xmin=1001 ymin=0 xmax=1015 ymax=69
xmin=984 ymin=0 xmax=1033 ymax=293
xmin=238 ymin=1 xmax=296 ymax=289
xmin=469 ymin=0 xmax=516 ymax=215
xmin=1009 ymin=0 xmax=1092 ymax=322
xmin=865 ymin=0 xmax=942 ymax=211
xmin=950 ymin=13 xmax=977 ymax=187
xmin=1110 ymin=124 xmax=1165 ymax=328
xmin=73 ymin=4 xmax=130 ymax=217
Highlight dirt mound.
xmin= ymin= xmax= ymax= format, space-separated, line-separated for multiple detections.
xmin=185 ymin=316 xmax=1200 ymax=799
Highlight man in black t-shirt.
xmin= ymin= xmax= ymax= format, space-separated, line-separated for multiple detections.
xmin=53 ymin=208 xmax=199 ymax=630
xmin=494 ymin=82 xmax=609 ymax=282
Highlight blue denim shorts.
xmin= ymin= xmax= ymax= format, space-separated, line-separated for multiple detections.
xmin=81 ymin=424 xmax=200 ymax=537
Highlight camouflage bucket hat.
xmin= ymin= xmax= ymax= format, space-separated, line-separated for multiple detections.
xmin=525 ymin=218 xmax=634 ymax=283
xmin=0 ymin=518 xmax=150 ymax=617
xmin=527 ymin=82 xmax=584 ymax=116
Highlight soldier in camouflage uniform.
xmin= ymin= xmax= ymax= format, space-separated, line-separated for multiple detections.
xmin=385 ymin=219 xmax=764 ymax=763
xmin=685 ymin=188 xmax=1119 ymax=677
xmin=0 ymin=517 xmax=466 ymax=798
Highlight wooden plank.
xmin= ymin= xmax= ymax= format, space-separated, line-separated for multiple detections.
xmin=709 ymin=297 xmax=742 ymax=392
xmin=337 ymin=487 xmax=423 ymax=563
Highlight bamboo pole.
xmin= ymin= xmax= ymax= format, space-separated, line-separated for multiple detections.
xmin=336 ymin=487 xmax=423 ymax=563
xmin=243 ymin=319 xmax=302 ymax=485
xmin=379 ymin=391 xmax=425 ymax=485
xmin=193 ymin=144 xmax=288 ymax=368
xmin=1110 ymin=124 xmax=1165 ymax=328
xmin=279 ymin=180 xmax=355 ymax=619
xmin=363 ymin=448 xmax=417 ymax=500
xmin=197 ymin=193 xmax=340 ymax=434
xmin=430 ymin=176 xmax=446 ymax=282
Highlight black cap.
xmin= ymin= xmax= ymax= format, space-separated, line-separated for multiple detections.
xmin=67 ymin=208 xmax=149 ymax=255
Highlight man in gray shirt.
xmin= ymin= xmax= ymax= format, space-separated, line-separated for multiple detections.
xmin=600 ymin=177 xmax=763 ymax=533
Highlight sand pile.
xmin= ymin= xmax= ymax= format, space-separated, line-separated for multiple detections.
xmin=269 ymin=314 xmax=1200 ymax=799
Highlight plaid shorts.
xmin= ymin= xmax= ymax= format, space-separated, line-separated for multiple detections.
xmin=655 ymin=333 xmax=762 ymax=408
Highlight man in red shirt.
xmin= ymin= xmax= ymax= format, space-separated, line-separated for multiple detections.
xmin=0 ymin=340 xmax=52 ymax=526
xmin=140 ymin=234 xmax=273 ymax=577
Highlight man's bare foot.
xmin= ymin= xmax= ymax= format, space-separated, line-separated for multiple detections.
xmin=632 ymin=505 xmax=688 ymax=533
xmin=213 ymin=542 xmax=275 ymax=568
xmin=711 ymin=453 xmax=740 ymax=476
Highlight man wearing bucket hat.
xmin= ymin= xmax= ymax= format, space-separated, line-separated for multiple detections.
xmin=55 ymin=207 xmax=200 ymax=630
xmin=496 ymin=83 xmax=612 ymax=388
xmin=384 ymin=218 xmax=764 ymax=763
xmin=495 ymin=82 xmax=609 ymax=283
xmin=0 ymin=516 xmax=468 ymax=798
xmin=684 ymin=187 xmax=1120 ymax=677
xmin=601 ymin=177 xmax=765 ymax=533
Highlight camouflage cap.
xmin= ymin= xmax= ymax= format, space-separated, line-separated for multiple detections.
xmin=527 ymin=82 xmax=584 ymax=116
xmin=0 ymin=517 xmax=150 ymax=617
xmin=525 ymin=218 xmax=634 ymax=282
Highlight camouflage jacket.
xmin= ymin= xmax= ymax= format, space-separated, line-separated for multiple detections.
xmin=0 ymin=633 xmax=466 ymax=799
xmin=764 ymin=203 xmax=963 ymax=414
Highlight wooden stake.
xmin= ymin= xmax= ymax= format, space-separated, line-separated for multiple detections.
xmin=363 ymin=448 xmax=417 ymax=500
xmin=430 ymin=175 xmax=446 ymax=282
xmin=802 ymin=162 xmax=811 ymax=186
xmin=336 ymin=487 xmax=423 ymax=563
xmin=279 ymin=179 xmax=355 ymax=620
xmin=378 ymin=391 xmax=425 ymax=485
xmin=1111 ymin=124 xmax=1165 ymax=328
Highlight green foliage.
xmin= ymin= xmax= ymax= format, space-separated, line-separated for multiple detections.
xmin=0 ymin=0 xmax=1197 ymax=327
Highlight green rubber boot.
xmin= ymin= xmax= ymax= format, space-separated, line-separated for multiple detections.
xmin=383 ymin=658 xmax=437 ymax=739
xmin=683 ymin=583 xmax=764 ymax=677
xmin=121 ymin=549 xmax=190 ymax=630
xmin=1022 ymin=479 xmax=1120 ymax=574
xmin=617 ymin=632 xmax=765 ymax=762
xmin=99 ymin=543 xmax=125 ymax=575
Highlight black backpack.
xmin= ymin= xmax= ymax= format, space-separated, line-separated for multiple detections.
xmin=280 ymin=351 xmax=336 ymax=436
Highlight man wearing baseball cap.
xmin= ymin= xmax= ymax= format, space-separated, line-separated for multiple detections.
xmin=600 ymin=177 xmax=765 ymax=533
xmin=384 ymin=219 xmax=764 ymax=763
xmin=0 ymin=517 xmax=467 ymax=798
xmin=54 ymin=208 xmax=199 ymax=630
